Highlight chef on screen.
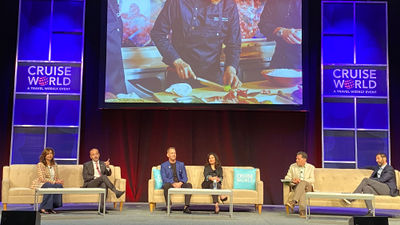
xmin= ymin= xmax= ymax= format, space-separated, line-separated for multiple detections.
xmin=150 ymin=0 xmax=242 ymax=89
xmin=258 ymin=0 xmax=302 ymax=69
xmin=106 ymin=0 xmax=127 ymax=99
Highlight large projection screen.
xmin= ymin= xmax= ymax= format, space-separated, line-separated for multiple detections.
xmin=104 ymin=0 xmax=302 ymax=107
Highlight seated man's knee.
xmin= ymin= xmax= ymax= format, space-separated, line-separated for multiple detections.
xmin=362 ymin=185 xmax=374 ymax=193
xmin=163 ymin=183 xmax=172 ymax=190
xmin=100 ymin=175 xmax=108 ymax=181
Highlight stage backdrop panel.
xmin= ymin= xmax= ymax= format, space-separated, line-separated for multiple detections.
xmin=10 ymin=0 xmax=86 ymax=165
xmin=321 ymin=1 xmax=390 ymax=169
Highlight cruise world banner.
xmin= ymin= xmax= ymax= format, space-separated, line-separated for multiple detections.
xmin=323 ymin=66 xmax=388 ymax=97
xmin=16 ymin=62 xmax=81 ymax=94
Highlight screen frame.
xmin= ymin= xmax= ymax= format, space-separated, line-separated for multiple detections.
xmin=96 ymin=0 xmax=310 ymax=111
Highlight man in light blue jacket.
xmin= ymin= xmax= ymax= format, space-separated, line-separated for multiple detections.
xmin=161 ymin=147 xmax=192 ymax=214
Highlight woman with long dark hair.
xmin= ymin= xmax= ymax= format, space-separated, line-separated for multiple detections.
xmin=201 ymin=152 xmax=228 ymax=214
xmin=31 ymin=147 xmax=64 ymax=214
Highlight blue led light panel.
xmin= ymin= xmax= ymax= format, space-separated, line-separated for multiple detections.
xmin=324 ymin=130 xmax=355 ymax=161
xmin=11 ymin=127 xmax=45 ymax=164
xmin=323 ymin=98 xmax=354 ymax=129
xmin=18 ymin=0 xmax=51 ymax=60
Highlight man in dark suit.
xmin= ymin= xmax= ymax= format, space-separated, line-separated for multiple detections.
xmin=161 ymin=147 xmax=192 ymax=214
xmin=82 ymin=148 xmax=125 ymax=211
xmin=344 ymin=153 xmax=399 ymax=215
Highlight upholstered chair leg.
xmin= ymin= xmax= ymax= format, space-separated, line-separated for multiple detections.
xmin=119 ymin=202 xmax=123 ymax=211
xmin=256 ymin=204 xmax=262 ymax=214
xmin=3 ymin=203 xmax=7 ymax=210
xmin=149 ymin=202 xmax=156 ymax=212
xmin=113 ymin=202 xmax=117 ymax=208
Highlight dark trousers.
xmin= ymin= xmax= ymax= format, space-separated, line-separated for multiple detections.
xmin=353 ymin=178 xmax=390 ymax=210
xmin=163 ymin=183 xmax=192 ymax=206
xmin=201 ymin=180 xmax=222 ymax=203
xmin=84 ymin=175 xmax=117 ymax=208
xmin=40 ymin=182 xmax=63 ymax=210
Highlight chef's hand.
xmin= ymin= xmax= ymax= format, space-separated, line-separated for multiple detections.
xmin=173 ymin=58 xmax=197 ymax=79
xmin=223 ymin=66 xmax=242 ymax=89
xmin=277 ymin=28 xmax=302 ymax=45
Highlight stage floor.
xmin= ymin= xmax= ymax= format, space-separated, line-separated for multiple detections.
xmin=1 ymin=202 xmax=400 ymax=225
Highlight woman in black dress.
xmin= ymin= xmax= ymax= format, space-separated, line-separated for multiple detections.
xmin=201 ymin=152 xmax=228 ymax=214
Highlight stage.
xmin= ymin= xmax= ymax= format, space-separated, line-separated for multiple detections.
xmin=2 ymin=202 xmax=400 ymax=225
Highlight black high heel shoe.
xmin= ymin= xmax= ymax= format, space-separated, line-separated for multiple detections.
xmin=220 ymin=196 xmax=228 ymax=204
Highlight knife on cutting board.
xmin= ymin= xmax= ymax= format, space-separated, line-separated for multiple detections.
xmin=195 ymin=77 xmax=225 ymax=91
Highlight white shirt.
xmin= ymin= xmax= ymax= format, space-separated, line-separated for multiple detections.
xmin=92 ymin=161 xmax=102 ymax=178
xmin=48 ymin=166 xmax=55 ymax=180
xmin=92 ymin=160 xmax=110 ymax=178
xmin=299 ymin=167 xmax=305 ymax=180
xmin=377 ymin=164 xmax=387 ymax=178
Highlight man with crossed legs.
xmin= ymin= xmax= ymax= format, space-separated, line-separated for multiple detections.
xmin=83 ymin=148 xmax=125 ymax=212
xmin=343 ymin=153 xmax=398 ymax=216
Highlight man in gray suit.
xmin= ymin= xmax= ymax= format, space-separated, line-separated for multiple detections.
xmin=344 ymin=153 xmax=399 ymax=216
xmin=83 ymin=148 xmax=125 ymax=211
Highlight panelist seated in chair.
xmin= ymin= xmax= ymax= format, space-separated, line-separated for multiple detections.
xmin=161 ymin=147 xmax=193 ymax=214
xmin=82 ymin=148 xmax=125 ymax=212
xmin=31 ymin=147 xmax=64 ymax=214
xmin=284 ymin=151 xmax=315 ymax=218
xmin=201 ymin=152 xmax=228 ymax=214
xmin=343 ymin=153 xmax=399 ymax=216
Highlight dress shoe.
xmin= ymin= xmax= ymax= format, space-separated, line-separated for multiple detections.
xmin=115 ymin=190 xmax=125 ymax=199
xmin=49 ymin=209 xmax=57 ymax=214
xmin=285 ymin=201 xmax=295 ymax=214
xmin=299 ymin=210 xmax=306 ymax=218
xmin=183 ymin=206 xmax=192 ymax=214
xmin=100 ymin=208 xmax=109 ymax=214
xmin=366 ymin=210 xmax=374 ymax=216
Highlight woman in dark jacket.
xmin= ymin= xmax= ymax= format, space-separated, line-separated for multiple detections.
xmin=201 ymin=152 xmax=228 ymax=214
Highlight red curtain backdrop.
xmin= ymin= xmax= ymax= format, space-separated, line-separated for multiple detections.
xmin=78 ymin=109 xmax=310 ymax=204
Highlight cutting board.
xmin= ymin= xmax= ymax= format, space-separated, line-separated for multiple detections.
xmin=153 ymin=80 xmax=299 ymax=104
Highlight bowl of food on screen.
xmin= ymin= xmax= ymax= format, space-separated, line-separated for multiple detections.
xmin=261 ymin=69 xmax=302 ymax=87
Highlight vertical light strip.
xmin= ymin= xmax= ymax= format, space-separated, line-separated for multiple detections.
xmin=44 ymin=0 xmax=54 ymax=149
xmin=384 ymin=2 xmax=391 ymax=165
xmin=353 ymin=2 xmax=357 ymax=65
xmin=44 ymin=94 xmax=50 ymax=149
xmin=353 ymin=2 xmax=358 ymax=168
xmin=354 ymin=96 xmax=358 ymax=168
xmin=48 ymin=0 xmax=54 ymax=62
xmin=9 ymin=0 xmax=24 ymax=164
xmin=76 ymin=0 xmax=87 ymax=164
xmin=321 ymin=1 xmax=325 ymax=168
